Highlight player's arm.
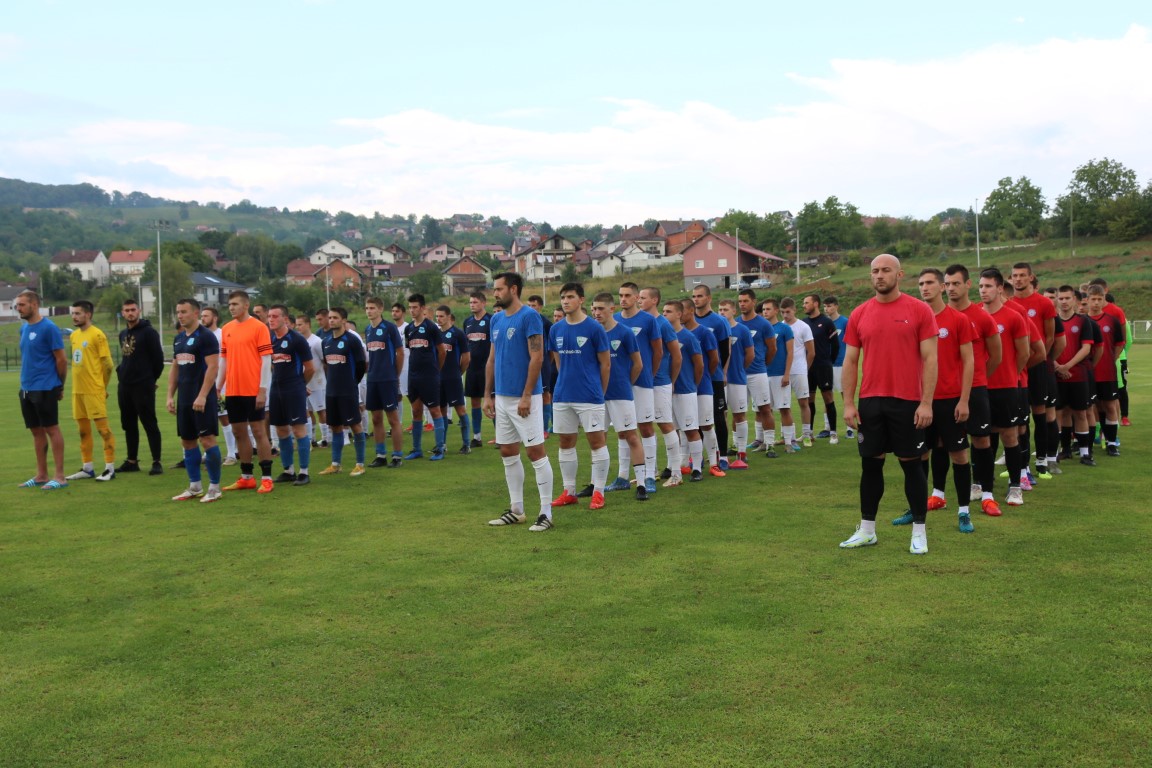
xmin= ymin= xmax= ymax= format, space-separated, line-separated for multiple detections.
xmin=828 ymin=325 xmax=840 ymax=362
xmin=691 ymin=351 xmax=704 ymax=388
xmin=1049 ymin=332 xmax=1066 ymax=362
xmin=353 ymin=340 xmax=367 ymax=383
xmin=956 ymin=341 xmax=973 ymax=423
xmin=841 ymin=344 xmax=860 ymax=428
xmin=915 ymin=335 xmax=938 ymax=429
xmin=743 ymin=339 xmax=754 ymax=370
xmin=437 ymin=343 xmax=447 ymax=371
xmin=166 ymin=356 xmax=179 ymax=414
xmin=522 ymin=333 xmax=544 ymax=417
xmin=1056 ymin=342 xmax=1092 ymax=378
xmin=598 ymin=349 xmax=611 ymax=395
xmin=1091 ymin=341 xmax=1105 ymax=367
xmin=804 ymin=339 xmax=815 ymax=369
xmin=197 ymin=353 xmax=219 ymax=411
xmin=216 ymin=355 xmax=227 ymax=392
xmin=483 ymin=345 xmax=496 ymax=418
xmin=781 ymin=338 xmax=793 ymax=386
xmin=1112 ymin=324 xmax=1126 ymax=360
xmin=629 ymin=350 xmax=642 ymax=384
xmin=302 ymin=358 xmax=315 ymax=386
xmin=667 ymin=339 xmax=681 ymax=384
xmin=1013 ymin=333 xmax=1030 ymax=374
xmin=147 ymin=327 xmax=165 ymax=383
xmin=256 ymin=354 xmax=272 ymax=408
xmin=459 ymin=349 xmax=471 ymax=373
xmin=984 ymin=330 xmax=1002 ymax=379
xmin=394 ymin=347 xmax=405 ymax=379
xmin=650 ymin=337 xmax=663 ymax=374
xmin=100 ymin=336 xmax=114 ymax=388
xmin=1026 ymin=337 xmax=1045 ymax=368
xmin=705 ymin=346 xmax=719 ymax=381
xmin=765 ymin=335 xmax=776 ymax=369
xmin=1042 ymin=316 xmax=1055 ymax=354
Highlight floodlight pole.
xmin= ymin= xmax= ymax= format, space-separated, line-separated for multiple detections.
xmin=974 ymin=199 xmax=981 ymax=269
xmin=795 ymin=229 xmax=801 ymax=285
xmin=151 ymin=220 xmax=171 ymax=352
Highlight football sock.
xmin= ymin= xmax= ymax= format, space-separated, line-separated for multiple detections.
xmin=204 ymin=446 xmax=222 ymax=485
xmin=353 ymin=431 xmax=366 ymax=465
xmin=953 ymin=462 xmax=972 ymax=506
xmin=503 ymin=454 xmax=524 ymax=512
xmin=240 ymin=462 xmax=254 ymax=479
xmin=688 ymin=439 xmax=703 ymax=473
xmin=642 ymin=434 xmax=657 ymax=481
xmin=411 ymin=419 xmax=423 ymax=452
xmin=296 ymin=436 xmax=310 ymax=472
xmin=184 ymin=447 xmax=202 ymax=484
xmin=901 ymin=458 xmax=929 ymax=524
xmin=662 ymin=429 xmax=681 ymax=472
xmin=95 ymin=417 xmax=115 ymax=463
xmin=332 ymin=430 xmax=345 ymax=465
xmin=618 ymin=438 xmax=630 ymax=480
xmin=734 ymin=420 xmax=748 ymax=454
xmin=78 ymin=418 xmax=93 ymax=464
xmin=1005 ymin=443 xmax=1023 ymax=486
xmin=860 ymin=456 xmax=886 ymax=522
xmin=590 ymin=446 xmax=610 ymax=491
xmin=433 ymin=416 xmax=446 ymax=451
xmin=223 ymin=424 xmax=238 ymax=456
xmin=1075 ymin=432 xmax=1091 ymax=457
xmin=531 ymin=455 xmax=554 ymax=517
xmin=259 ymin=459 xmax=273 ymax=479
xmin=559 ymin=447 xmax=578 ymax=493
xmin=703 ymin=428 xmax=719 ymax=467
xmin=279 ymin=436 xmax=294 ymax=472
xmin=754 ymin=422 xmax=764 ymax=442
xmin=826 ymin=402 xmax=837 ymax=433
xmin=459 ymin=415 xmax=471 ymax=446
xmin=1103 ymin=420 xmax=1119 ymax=445
xmin=471 ymin=407 xmax=483 ymax=438
xmin=931 ymin=446 xmax=950 ymax=490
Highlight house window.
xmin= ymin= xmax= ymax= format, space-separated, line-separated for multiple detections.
xmin=695 ymin=260 xmax=705 ymax=269
xmin=717 ymin=258 xmax=728 ymax=268
xmin=707 ymin=240 xmax=713 ymax=250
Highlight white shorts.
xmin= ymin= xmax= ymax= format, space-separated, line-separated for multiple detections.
xmin=553 ymin=401 xmax=607 ymax=434
xmin=672 ymin=393 xmax=698 ymax=431
xmin=696 ymin=394 xmax=715 ymax=427
xmin=748 ymin=373 xmax=771 ymax=409
xmin=632 ymin=386 xmax=655 ymax=424
xmin=606 ymin=399 xmax=638 ymax=434
xmin=769 ymin=376 xmax=793 ymax=410
xmin=790 ymin=374 xmax=810 ymax=400
xmin=832 ymin=365 xmax=843 ymax=393
xmin=494 ymin=394 xmax=546 ymax=447
xmin=358 ymin=379 xmax=367 ymax=406
xmin=725 ymin=383 xmax=748 ymax=414
xmin=653 ymin=384 xmax=674 ymax=424
xmin=307 ymin=387 xmax=327 ymax=413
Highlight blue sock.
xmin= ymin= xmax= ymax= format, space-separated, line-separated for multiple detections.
xmin=412 ymin=419 xmax=424 ymax=452
xmin=204 ymin=445 xmax=222 ymax=484
xmin=544 ymin=403 xmax=553 ymax=432
xmin=354 ymin=431 xmax=366 ymax=464
xmin=296 ymin=436 xmax=310 ymax=472
xmin=332 ymin=430 xmax=345 ymax=465
xmin=459 ymin=415 xmax=470 ymax=446
xmin=471 ymin=407 xmax=482 ymax=436
xmin=434 ymin=417 xmax=446 ymax=452
xmin=375 ymin=441 xmax=386 ymax=457
xmin=278 ymin=435 xmax=294 ymax=472
xmin=185 ymin=447 xmax=202 ymax=484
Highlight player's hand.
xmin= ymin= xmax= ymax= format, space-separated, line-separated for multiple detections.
xmin=517 ymin=394 xmax=531 ymax=418
xmin=483 ymin=396 xmax=495 ymax=419
xmin=954 ymin=401 xmax=969 ymax=424
xmin=193 ymin=395 xmax=206 ymax=412
xmin=781 ymin=373 xmax=790 ymax=387
xmin=166 ymin=397 xmax=176 ymax=415
xmin=843 ymin=404 xmax=859 ymax=429
xmin=914 ymin=402 xmax=933 ymax=429
xmin=256 ymin=394 xmax=266 ymax=409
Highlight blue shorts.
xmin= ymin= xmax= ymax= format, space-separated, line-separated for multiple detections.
xmin=177 ymin=401 xmax=219 ymax=441
xmin=325 ymin=394 xmax=361 ymax=427
xmin=365 ymin=379 xmax=400 ymax=412
xmin=269 ymin=387 xmax=308 ymax=427
xmin=407 ymin=375 xmax=441 ymax=408
xmin=440 ymin=374 xmax=465 ymax=408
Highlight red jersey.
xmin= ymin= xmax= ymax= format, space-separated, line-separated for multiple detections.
xmin=1003 ymin=300 xmax=1035 ymax=385
xmin=987 ymin=305 xmax=1029 ymax=390
xmin=1012 ymin=291 xmax=1055 ymax=347
xmin=844 ymin=293 xmax=938 ymax=401
xmin=933 ymin=305 xmax=973 ymax=400
xmin=1088 ymin=312 xmax=1125 ymax=382
xmin=1055 ymin=314 xmax=1093 ymax=383
xmin=958 ymin=302 xmax=998 ymax=389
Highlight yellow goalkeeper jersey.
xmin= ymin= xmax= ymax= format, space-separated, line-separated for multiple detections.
xmin=70 ymin=325 xmax=113 ymax=396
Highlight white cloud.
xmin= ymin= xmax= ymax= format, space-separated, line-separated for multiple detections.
xmin=11 ymin=25 xmax=1151 ymax=222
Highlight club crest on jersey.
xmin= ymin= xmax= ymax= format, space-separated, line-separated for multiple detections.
xmin=377 ymin=328 xmax=383 ymax=336
xmin=556 ymin=336 xmax=564 ymax=348
xmin=632 ymin=327 xmax=641 ymax=336
xmin=1103 ymin=324 xmax=1112 ymax=333
xmin=750 ymin=330 xmax=757 ymax=337
xmin=938 ymin=327 xmax=950 ymax=339
xmin=419 ymin=326 xmax=426 ymax=334
xmin=281 ymin=340 xmax=288 ymax=348
xmin=29 ymin=332 xmax=37 ymax=340
xmin=507 ymin=328 xmax=516 ymax=339
xmin=1071 ymin=324 xmax=1080 ymax=333
xmin=338 ymin=341 xmax=344 ymax=349
xmin=611 ymin=339 xmax=621 ymax=350
xmin=186 ymin=337 xmax=193 ymax=346
xmin=480 ymin=320 xmax=486 ymax=326
xmin=577 ymin=336 xmax=588 ymax=347
xmin=997 ymin=324 xmax=1005 ymax=333
xmin=1027 ymin=308 xmax=1037 ymax=317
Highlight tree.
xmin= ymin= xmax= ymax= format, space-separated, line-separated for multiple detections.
xmin=407 ymin=267 xmax=444 ymax=299
xmin=420 ymin=215 xmax=442 ymax=247
xmin=198 ymin=230 xmax=230 ymax=250
xmin=981 ymin=176 xmax=1046 ymax=237
xmin=141 ymin=241 xmax=212 ymax=283
xmin=538 ymin=221 xmax=555 ymax=237
xmin=643 ymin=218 xmax=659 ymax=232
xmin=1052 ymin=157 xmax=1140 ymax=236
xmin=98 ymin=283 xmax=130 ymax=323
xmin=155 ymin=255 xmax=194 ymax=325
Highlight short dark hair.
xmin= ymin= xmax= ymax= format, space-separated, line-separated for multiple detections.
xmin=329 ymin=306 xmax=348 ymax=319
xmin=663 ymin=300 xmax=682 ymax=313
xmin=436 ymin=304 xmax=452 ymax=316
xmin=619 ymin=281 xmax=640 ymax=293
xmin=592 ymin=292 xmax=614 ymax=305
xmin=979 ymin=268 xmax=1005 ymax=286
xmin=1086 ymin=285 xmax=1106 ymax=297
xmin=494 ymin=272 xmax=524 ymax=295
xmin=780 ymin=297 xmax=796 ymax=310
xmin=559 ymin=282 xmax=584 ymax=298
xmin=122 ymin=298 xmax=139 ymax=308
xmin=227 ymin=290 xmax=249 ymax=302
xmin=1012 ymin=262 xmax=1033 ymax=275
xmin=175 ymin=298 xmax=200 ymax=311
xmin=739 ymin=288 xmax=756 ymax=301
xmin=823 ymin=296 xmax=839 ymax=306
xmin=641 ymin=286 xmax=662 ymax=301
xmin=71 ymin=300 xmax=94 ymax=314
xmin=918 ymin=268 xmax=944 ymax=282
xmin=391 ymin=302 xmax=405 ymax=312
xmin=526 ymin=294 xmax=544 ymax=306
xmin=1088 ymin=277 xmax=1108 ymax=289
xmin=469 ymin=290 xmax=486 ymax=301
xmin=407 ymin=294 xmax=426 ymax=307
xmin=692 ymin=284 xmax=712 ymax=297
xmin=201 ymin=306 xmax=219 ymax=321
xmin=296 ymin=313 xmax=311 ymax=326
xmin=804 ymin=293 xmax=821 ymax=305
xmin=365 ymin=296 xmax=384 ymax=308
xmin=1057 ymin=285 xmax=1077 ymax=295
xmin=945 ymin=264 xmax=970 ymax=282
xmin=269 ymin=303 xmax=289 ymax=316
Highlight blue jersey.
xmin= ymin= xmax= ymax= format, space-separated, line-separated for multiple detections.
xmin=322 ymin=331 xmax=366 ymax=397
xmin=270 ymin=328 xmax=312 ymax=391
xmin=614 ymin=310 xmax=658 ymax=388
xmin=767 ymin=321 xmax=794 ymax=376
xmin=365 ymin=321 xmax=403 ymax=382
xmin=726 ymin=322 xmax=753 ymax=387
xmin=832 ymin=314 xmax=849 ymax=366
xmin=463 ymin=313 xmax=492 ymax=372
xmin=695 ymin=311 xmax=730 ymax=381
xmin=652 ymin=314 xmax=678 ymax=387
xmin=673 ymin=327 xmax=702 ymax=395
xmin=440 ymin=325 xmax=466 ymax=379
xmin=690 ymin=324 xmax=717 ymax=396
xmin=604 ymin=323 xmax=639 ymax=401
xmin=491 ymin=306 xmax=544 ymax=398
xmin=172 ymin=324 xmax=219 ymax=403
xmin=19 ymin=318 xmax=64 ymax=391
xmin=551 ymin=316 xmax=609 ymax=404
xmin=404 ymin=318 xmax=443 ymax=378
xmin=738 ymin=315 xmax=776 ymax=375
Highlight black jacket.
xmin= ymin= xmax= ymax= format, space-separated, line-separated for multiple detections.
xmin=117 ymin=319 xmax=165 ymax=386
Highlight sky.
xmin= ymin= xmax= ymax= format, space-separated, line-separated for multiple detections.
xmin=2 ymin=0 xmax=1151 ymax=226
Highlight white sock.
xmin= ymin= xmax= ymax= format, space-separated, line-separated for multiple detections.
xmin=617 ymin=438 xmax=630 ymax=480
xmin=662 ymin=429 xmax=681 ymax=471
xmin=860 ymin=519 xmax=876 ymax=535
xmin=679 ymin=431 xmax=689 ymax=464
xmin=703 ymin=429 xmax=719 ymax=467
xmin=689 ymin=439 xmax=703 ymax=472
xmin=531 ymin=455 xmax=554 ymax=518
xmin=559 ymin=447 xmax=578 ymax=494
xmin=590 ymin=446 xmax=610 ymax=491
xmin=912 ymin=522 xmax=927 ymax=537
xmin=755 ymin=422 xmax=764 ymax=442
xmin=223 ymin=425 xmax=238 ymax=457
xmin=642 ymin=434 xmax=657 ymax=480
xmin=783 ymin=425 xmax=795 ymax=444
xmin=735 ymin=420 xmax=748 ymax=453
xmin=932 ymin=489 xmax=946 ymax=499
xmin=503 ymin=454 xmax=524 ymax=513
xmin=633 ymin=463 xmax=647 ymax=487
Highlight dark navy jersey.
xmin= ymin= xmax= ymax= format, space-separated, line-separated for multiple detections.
xmin=365 ymin=321 xmax=403 ymax=383
xmin=804 ymin=314 xmax=839 ymax=366
xmin=440 ymin=324 xmax=466 ymax=379
xmin=463 ymin=313 xmax=492 ymax=370
xmin=695 ymin=310 xmax=730 ymax=378
xmin=173 ymin=324 xmax=219 ymax=403
xmin=322 ymin=331 xmax=366 ymax=397
xmin=270 ymin=328 xmax=312 ymax=391
xmin=404 ymin=318 xmax=443 ymax=378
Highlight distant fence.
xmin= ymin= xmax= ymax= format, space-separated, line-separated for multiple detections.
xmin=2 ymin=346 xmax=125 ymax=373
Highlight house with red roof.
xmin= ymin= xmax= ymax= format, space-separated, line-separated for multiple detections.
xmin=50 ymin=249 xmax=110 ymax=286
xmin=680 ymin=232 xmax=787 ymax=291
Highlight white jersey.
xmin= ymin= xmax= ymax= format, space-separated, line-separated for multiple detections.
xmin=787 ymin=319 xmax=814 ymax=377
xmin=303 ymin=332 xmax=325 ymax=390
xmin=212 ymin=327 xmax=226 ymax=396
xmin=396 ymin=321 xmax=409 ymax=394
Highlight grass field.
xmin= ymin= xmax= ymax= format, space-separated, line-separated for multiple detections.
xmin=2 ymin=364 xmax=1151 ymax=766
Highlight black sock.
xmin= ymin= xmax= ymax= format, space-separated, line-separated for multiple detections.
xmin=901 ymin=459 xmax=929 ymax=524
xmin=259 ymin=459 xmax=273 ymax=477
xmin=972 ymin=445 xmax=994 ymax=495
xmin=1047 ymin=419 xmax=1059 ymax=458
xmin=241 ymin=462 xmax=254 ymax=476
xmin=931 ymin=446 xmax=950 ymax=491
xmin=826 ymin=401 xmax=837 ymax=432
xmin=953 ymin=462 xmax=972 ymax=507
xmin=860 ymin=456 xmax=885 ymax=522
xmin=1005 ymin=443 xmax=1023 ymax=487
xmin=1103 ymin=422 xmax=1118 ymax=445
xmin=1061 ymin=426 xmax=1073 ymax=454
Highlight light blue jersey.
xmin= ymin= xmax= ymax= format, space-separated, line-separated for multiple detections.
xmin=551 ymin=316 xmax=609 ymax=404
xmin=738 ymin=315 xmax=776 ymax=376
xmin=491 ymin=306 xmax=544 ymax=398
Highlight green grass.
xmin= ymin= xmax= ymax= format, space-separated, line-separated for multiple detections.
xmin=1 ymin=369 xmax=1150 ymax=766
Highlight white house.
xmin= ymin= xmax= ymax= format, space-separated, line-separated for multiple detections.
xmin=307 ymin=239 xmax=355 ymax=266
xmin=140 ymin=272 xmax=249 ymax=318
xmin=108 ymin=249 xmax=151 ymax=284
xmin=50 ymin=250 xmax=110 ymax=286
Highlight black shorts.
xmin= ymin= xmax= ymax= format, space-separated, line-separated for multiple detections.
xmin=988 ymin=388 xmax=1023 ymax=429
xmin=966 ymin=386 xmax=992 ymax=437
xmin=20 ymin=388 xmax=61 ymax=429
xmin=808 ymin=363 xmax=834 ymax=393
xmin=177 ymin=402 xmax=219 ymax=441
xmin=1044 ymin=366 xmax=1059 ymax=408
xmin=1057 ymin=380 xmax=1091 ymax=411
xmin=1094 ymin=380 xmax=1119 ymax=402
xmin=857 ymin=397 xmax=926 ymax=459
xmin=440 ymin=374 xmax=465 ymax=409
xmin=227 ymin=395 xmax=263 ymax=424
xmin=926 ymin=398 xmax=969 ymax=452
xmin=407 ymin=375 xmax=441 ymax=408
xmin=269 ymin=387 xmax=308 ymax=427
xmin=326 ymin=394 xmax=361 ymax=427
xmin=464 ymin=366 xmax=486 ymax=399
xmin=365 ymin=379 xmax=400 ymax=412
xmin=1026 ymin=364 xmax=1048 ymax=407
xmin=1086 ymin=368 xmax=1097 ymax=403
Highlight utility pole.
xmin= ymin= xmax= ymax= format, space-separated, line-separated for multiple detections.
xmin=150 ymin=220 xmax=172 ymax=352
